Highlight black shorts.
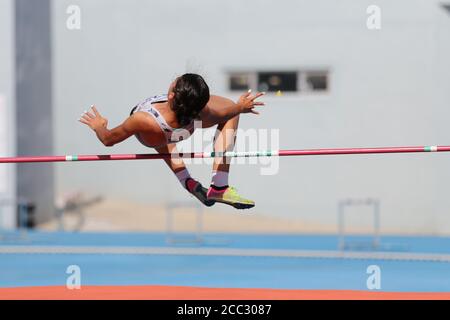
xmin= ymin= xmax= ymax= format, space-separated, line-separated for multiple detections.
xmin=130 ymin=106 xmax=138 ymax=116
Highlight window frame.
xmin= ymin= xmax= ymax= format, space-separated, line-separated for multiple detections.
xmin=226 ymin=69 xmax=331 ymax=96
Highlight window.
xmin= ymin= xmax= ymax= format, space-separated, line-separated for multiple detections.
xmin=257 ymin=72 xmax=297 ymax=92
xmin=229 ymin=73 xmax=251 ymax=91
xmin=228 ymin=70 xmax=329 ymax=94
xmin=304 ymin=71 xmax=328 ymax=91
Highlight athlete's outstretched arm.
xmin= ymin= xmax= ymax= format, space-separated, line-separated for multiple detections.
xmin=79 ymin=105 xmax=144 ymax=147
xmin=200 ymin=91 xmax=265 ymax=127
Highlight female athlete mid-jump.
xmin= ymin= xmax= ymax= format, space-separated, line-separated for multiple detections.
xmin=79 ymin=73 xmax=265 ymax=209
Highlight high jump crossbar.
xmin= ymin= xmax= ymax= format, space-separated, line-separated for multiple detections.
xmin=1 ymin=145 xmax=450 ymax=164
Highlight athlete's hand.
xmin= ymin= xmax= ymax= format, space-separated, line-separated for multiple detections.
xmin=237 ymin=90 xmax=265 ymax=115
xmin=79 ymin=105 xmax=108 ymax=131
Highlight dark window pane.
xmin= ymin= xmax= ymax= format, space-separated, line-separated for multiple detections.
xmin=258 ymin=72 xmax=297 ymax=92
xmin=306 ymin=73 xmax=328 ymax=91
xmin=229 ymin=74 xmax=250 ymax=91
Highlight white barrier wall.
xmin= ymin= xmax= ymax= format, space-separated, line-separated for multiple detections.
xmin=52 ymin=0 xmax=450 ymax=234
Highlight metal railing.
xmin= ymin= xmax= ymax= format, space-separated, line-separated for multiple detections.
xmin=338 ymin=198 xmax=380 ymax=251
xmin=0 ymin=198 xmax=33 ymax=241
xmin=166 ymin=201 xmax=203 ymax=245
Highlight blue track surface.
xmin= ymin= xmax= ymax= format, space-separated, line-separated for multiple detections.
xmin=1 ymin=232 xmax=450 ymax=292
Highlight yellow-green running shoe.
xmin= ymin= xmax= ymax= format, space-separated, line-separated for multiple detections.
xmin=206 ymin=186 xmax=255 ymax=210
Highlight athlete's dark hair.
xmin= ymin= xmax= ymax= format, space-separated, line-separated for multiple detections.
xmin=171 ymin=73 xmax=210 ymax=126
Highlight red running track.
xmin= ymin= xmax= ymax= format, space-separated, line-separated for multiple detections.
xmin=0 ymin=286 xmax=450 ymax=300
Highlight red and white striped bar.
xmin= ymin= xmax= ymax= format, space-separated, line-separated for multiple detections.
xmin=1 ymin=145 xmax=450 ymax=164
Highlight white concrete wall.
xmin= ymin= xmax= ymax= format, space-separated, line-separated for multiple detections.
xmin=52 ymin=0 xmax=450 ymax=234
xmin=0 ymin=0 xmax=16 ymax=229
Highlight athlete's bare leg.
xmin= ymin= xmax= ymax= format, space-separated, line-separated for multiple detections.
xmin=202 ymin=96 xmax=258 ymax=209
xmin=155 ymin=144 xmax=214 ymax=206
